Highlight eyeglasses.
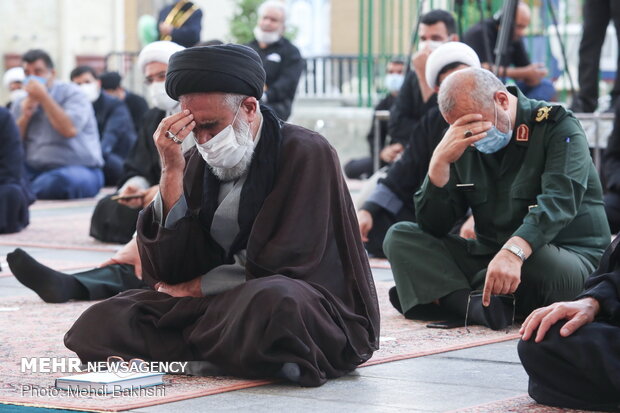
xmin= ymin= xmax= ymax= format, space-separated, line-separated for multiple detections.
xmin=464 ymin=290 xmax=516 ymax=333
xmin=144 ymin=71 xmax=166 ymax=85
xmin=106 ymin=356 xmax=146 ymax=377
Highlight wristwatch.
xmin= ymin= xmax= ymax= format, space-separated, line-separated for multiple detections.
xmin=502 ymin=244 xmax=526 ymax=261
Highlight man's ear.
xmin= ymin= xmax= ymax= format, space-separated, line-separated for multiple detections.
xmin=450 ymin=34 xmax=459 ymax=42
xmin=495 ymin=91 xmax=510 ymax=110
xmin=242 ymin=97 xmax=259 ymax=122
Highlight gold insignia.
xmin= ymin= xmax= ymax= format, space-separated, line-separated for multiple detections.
xmin=535 ymin=106 xmax=552 ymax=122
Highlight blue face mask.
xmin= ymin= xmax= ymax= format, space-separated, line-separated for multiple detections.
xmin=474 ymin=103 xmax=513 ymax=154
xmin=25 ymin=75 xmax=48 ymax=86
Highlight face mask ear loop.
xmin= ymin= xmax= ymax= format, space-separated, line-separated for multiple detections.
xmin=231 ymin=103 xmax=243 ymax=128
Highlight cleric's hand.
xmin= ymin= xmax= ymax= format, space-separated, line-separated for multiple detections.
xmin=155 ymin=278 xmax=202 ymax=297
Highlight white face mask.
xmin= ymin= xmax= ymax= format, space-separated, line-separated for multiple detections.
xmin=9 ymin=89 xmax=27 ymax=102
xmin=418 ymin=40 xmax=443 ymax=51
xmin=253 ymin=26 xmax=281 ymax=45
xmin=78 ymin=82 xmax=100 ymax=103
xmin=195 ymin=106 xmax=252 ymax=170
xmin=385 ymin=73 xmax=404 ymax=93
xmin=148 ymin=81 xmax=178 ymax=111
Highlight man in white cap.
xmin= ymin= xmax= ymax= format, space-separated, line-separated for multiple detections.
xmin=3 ymin=67 xmax=26 ymax=108
xmin=89 ymin=40 xmax=188 ymax=244
xmin=357 ymin=42 xmax=480 ymax=260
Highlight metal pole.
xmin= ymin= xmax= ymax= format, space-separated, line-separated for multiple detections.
xmin=373 ymin=114 xmax=381 ymax=172
xmin=358 ymin=0 xmax=365 ymax=107
xmin=367 ymin=0 xmax=374 ymax=107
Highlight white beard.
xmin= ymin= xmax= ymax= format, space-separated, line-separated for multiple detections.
xmin=208 ymin=118 xmax=255 ymax=181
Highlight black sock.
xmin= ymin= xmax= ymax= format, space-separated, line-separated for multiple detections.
xmin=440 ymin=289 xmax=512 ymax=330
xmin=7 ymin=248 xmax=88 ymax=303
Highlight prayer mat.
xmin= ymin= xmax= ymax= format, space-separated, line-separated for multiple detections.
xmin=449 ymin=394 xmax=604 ymax=413
xmin=0 ymin=282 xmax=520 ymax=411
xmin=0 ymin=211 xmax=118 ymax=253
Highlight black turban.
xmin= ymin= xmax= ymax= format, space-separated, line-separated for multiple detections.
xmin=165 ymin=44 xmax=266 ymax=100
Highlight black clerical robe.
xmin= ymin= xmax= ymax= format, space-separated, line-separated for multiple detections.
xmin=0 ymin=107 xmax=34 ymax=234
xmin=65 ymin=111 xmax=380 ymax=387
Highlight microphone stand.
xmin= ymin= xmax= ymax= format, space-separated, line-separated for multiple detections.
xmin=493 ymin=0 xmax=519 ymax=80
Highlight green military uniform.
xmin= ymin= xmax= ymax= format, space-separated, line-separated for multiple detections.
xmin=384 ymin=86 xmax=611 ymax=316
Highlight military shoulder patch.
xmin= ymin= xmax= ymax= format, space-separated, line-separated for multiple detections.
xmin=516 ymin=124 xmax=529 ymax=141
xmin=532 ymin=105 xmax=565 ymax=123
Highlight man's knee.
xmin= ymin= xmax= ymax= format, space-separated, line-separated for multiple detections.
xmin=383 ymin=221 xmax=425 ymax=258
xmin=247 ymin=275 xmax=317 ymax=310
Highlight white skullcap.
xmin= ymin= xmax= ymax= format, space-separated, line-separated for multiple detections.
xmin=425 ymin=42 xmax=481 ymax=89
xmin=3 ymin=67 xmax=25 ymax=89
xmin=137 ymin=41 xmax=185 ymax=74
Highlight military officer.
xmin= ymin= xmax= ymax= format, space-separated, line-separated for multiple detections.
xmin=383 ymin=67 xmax=610 ymax=329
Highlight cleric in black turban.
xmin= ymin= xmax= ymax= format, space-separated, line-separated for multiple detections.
xmin=65 ymin=40 xmax=380 ymax=388
xmin=165 ymin=44 xmax=266 ymax=100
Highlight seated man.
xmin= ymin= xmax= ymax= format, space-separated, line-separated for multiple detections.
xmin=11 ymin=49 xmax=104 ymax=199
xmin=358 ymin=42 xmax=481 ymax=258
xmin=464 ymin=2 xmax=555 ymax=101
xmin=0 ymin=107 xmax=34 ymax=234
xmin=71 ymin=66 xmax=137 ymax=186
xmin=384 ymin=67 xmax=610 ymax=329
xmin=100 ymin=71 xmax=149 ymax=136
xmin=602 ymin=100 xmax=620 ymax=234
xmin=89 ymin=41 xmax=187 ymax=244
xmin=344 ymin=59 xmax=405 ymax=180
xmin=518 ymin=237 xmax=620 ymax=411
xmin=388 ymin=9 xmax=458 ymax=145
xmin=64 ymin=44 xmax=380 ymax=386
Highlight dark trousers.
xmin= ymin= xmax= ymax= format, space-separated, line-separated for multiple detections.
xmin=0 ymin=183 xmax=30 ymax=234
xmin=72 ymin=263 xmax=148 ymax=300
xmin=365 ymin=207 xmax=416 ymax=258
xmin=604 ymin=191 xmax=620 ymax=234
xmin=384 ymin=222 xmax=595 ymax=316
xmin=518 ymin=321 xmax=620 ymax=411
xmin=576 ymin=0 xmax=620 ymax=112
xmin=28 ymin=165 xmax=104 ymax=200
xmin=103 ymin=152 xmax=124 ymax=187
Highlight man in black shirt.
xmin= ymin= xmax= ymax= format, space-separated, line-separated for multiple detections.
xmin=464 ymin=2 xmax=555 ymax=101
xmin=358 ymin=42 xmax=481 ymax=257
xmin=100 ymin=71 xmax=149 ymax=136
xmin=388 ymin=9 xmax=458 ymax=146
xmin=246 ymin=1 xmax=304 ymax=121
xmin=344 ymin=59 xmax=405 ymax=179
